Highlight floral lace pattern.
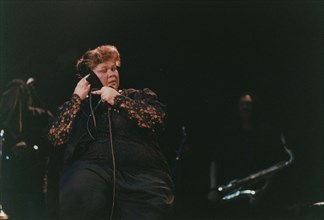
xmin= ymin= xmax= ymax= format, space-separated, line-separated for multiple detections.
xmin=114 ymin=88 xmax=166 ymax=131
xmin=48 ymin=94 xmax=81 ymax=146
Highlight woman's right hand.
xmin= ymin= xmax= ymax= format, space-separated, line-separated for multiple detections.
xmin=73 ymin=74 xmax=91 ymax=100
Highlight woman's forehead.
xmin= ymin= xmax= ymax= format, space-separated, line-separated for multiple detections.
xmin=95 ymin=60 xmax=116 ymax=69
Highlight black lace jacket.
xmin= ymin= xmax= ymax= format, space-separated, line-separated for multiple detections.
xmin=48 ymin=88 xmax=169 ymax=171
xmin=48 ymin=88 xmax=166 ymax=147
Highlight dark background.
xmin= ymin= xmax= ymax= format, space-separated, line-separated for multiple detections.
xmin=0 ymin=0 xmax=323 ymax=217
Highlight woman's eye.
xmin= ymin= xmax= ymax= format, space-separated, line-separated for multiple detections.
xmin=111 ymin=67 xmax=117 ymax=72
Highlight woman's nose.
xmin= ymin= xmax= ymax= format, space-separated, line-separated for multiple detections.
xmin=108 ymin=70 xmax=117 ymax=77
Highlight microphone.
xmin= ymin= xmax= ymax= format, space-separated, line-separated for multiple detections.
xmin=26 ymin=77 xmax=46 ymax=109
xmin=181 ymin=126 xmax=187 ymax=137
xmin=26 ymin=77 xmax=35 ymax=87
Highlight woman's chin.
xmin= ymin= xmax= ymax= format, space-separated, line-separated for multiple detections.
xmin=108 ymin=83 xmax=118 ymax=90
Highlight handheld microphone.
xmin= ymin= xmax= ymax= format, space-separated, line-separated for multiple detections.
xmin=26 ymin=77 xmax=35 ymax=87
xmin=26 ymin=77 xmax=47 ymax=109
xmin=182 ymin=126 xmax=187 ymax=137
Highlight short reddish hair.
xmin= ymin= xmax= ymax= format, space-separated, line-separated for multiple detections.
xmin=76 ymin=45 xmax=121 ymax=77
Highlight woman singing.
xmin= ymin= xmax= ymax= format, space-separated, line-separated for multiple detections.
xmin=48 ymin=45 xmax=174 ymax=220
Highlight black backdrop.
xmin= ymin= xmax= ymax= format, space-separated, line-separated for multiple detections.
xmin=0 ymin=0 xmax=323 ymax=214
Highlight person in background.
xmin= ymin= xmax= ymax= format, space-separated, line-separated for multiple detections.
xmin=0 ymin=79 xmax=52 ymax=220
xmin=208 ymin=92 xmax=288 ymax=219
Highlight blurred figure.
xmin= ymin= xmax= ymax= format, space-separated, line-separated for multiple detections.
xmin=0 ymin=79 xmax=52 ymax=220
xmin=208 ymin=92 xmax=288 ymax=219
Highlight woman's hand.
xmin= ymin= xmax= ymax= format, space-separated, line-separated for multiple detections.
xmin=73 ymin=75 xmax=91 ymax=100
xmin=92 ymin=86 xmax=120 ymax=105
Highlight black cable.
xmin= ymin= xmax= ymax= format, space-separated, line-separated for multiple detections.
xmin=107 ymin=105 xmax=116 ymax=220
xmin=89 ymin=90 xmax=97 ymax=129
xmin=86 ymin=90 xmax=116 ymax=219
xmin=86 ymin=91 xmax=101 ymax=140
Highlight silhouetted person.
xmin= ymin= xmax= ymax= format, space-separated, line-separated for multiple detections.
xmin=208 ymin=92 xmax=288 ymax=219
xmin=0 ymin=79 xmax=52 ymax=220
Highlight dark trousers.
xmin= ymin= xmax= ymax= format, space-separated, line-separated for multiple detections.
xmin=59 ymin=162 xmax=174 ymax=220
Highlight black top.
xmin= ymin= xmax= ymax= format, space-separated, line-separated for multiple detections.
xmin=48 ymin=88 xmax=170 ymax=173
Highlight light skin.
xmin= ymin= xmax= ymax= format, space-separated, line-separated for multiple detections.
xmin=73 ymin=60 xmax=120 ymax=105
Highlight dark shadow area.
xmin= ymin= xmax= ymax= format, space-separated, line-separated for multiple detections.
xmin=0 ymin=1 xmax=322 ymax=219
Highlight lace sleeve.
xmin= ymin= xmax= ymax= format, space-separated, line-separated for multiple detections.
xmin=113 ymin=88 xmax=166 ymax=132
xmin=48 ymin=94 xmax=82 ymax=146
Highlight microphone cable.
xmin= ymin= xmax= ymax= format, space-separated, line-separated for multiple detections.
xmin=107 ymin=86 xmax=118 ymax=220
xmin=86 ymin=88 xmax=102 ymax=140
xmin=107 ymin=104 xmax=116 ymax=220
xmin=86 ymin=88 xmax=117 ymax=220
xmin=89 ymin=89 xmax=98 ymax=129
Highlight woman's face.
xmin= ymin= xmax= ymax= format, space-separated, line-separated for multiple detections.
xmin=92 ymin=60 xmax=120 ymax=89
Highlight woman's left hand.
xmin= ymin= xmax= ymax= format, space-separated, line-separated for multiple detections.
xmin=92 ymin=86 xmax=120 ymax=105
